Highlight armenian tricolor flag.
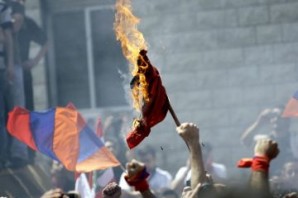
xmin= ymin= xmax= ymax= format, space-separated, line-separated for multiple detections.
xmin=282 ymin=90 xmax=298 ymax=117
xmin=6 ymin=106 xmax=120 ymax=172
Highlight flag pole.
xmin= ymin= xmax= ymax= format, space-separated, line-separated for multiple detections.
xmin=168 ymin=99 xmax=180 ymax=126
xmin=167 ymin=98 xmax=191 ymax=150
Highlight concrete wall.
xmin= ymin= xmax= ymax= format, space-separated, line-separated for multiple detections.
xmin=27 ymin=0 xmax=298 ymax=177
xmin=130 ymin=0 xmax=298 ymax=176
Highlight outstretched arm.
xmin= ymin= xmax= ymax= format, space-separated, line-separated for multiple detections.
xmin=176 ymin=123 xmax=207 ymax=189
xmin=250 ymin=139 xmax=279 ymax=197
xmin=23 ymin=42 xmax=48 ymax=69
xmin=241 ymin=109 xmax=278 ymax=147
xmin=124 ymin=159 xmax=156 ymax=198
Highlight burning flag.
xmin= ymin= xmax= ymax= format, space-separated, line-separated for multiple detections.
xmin=127 ymin=50 xmax=170 ymax=148
xmin=114 ymin=0 xmax=180 ymax=149
xmin=282 ymin=90 xmax=298 ymax=117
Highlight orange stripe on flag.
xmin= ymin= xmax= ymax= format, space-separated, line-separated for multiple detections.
xmin=53 ymin=108 xmax=80 ymax=171
xmin=76 ymin=147 xmax=120 ymax=172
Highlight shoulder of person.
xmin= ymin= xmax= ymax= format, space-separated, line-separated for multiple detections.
xmin=24 ymin=16 xmax=39 ymax=28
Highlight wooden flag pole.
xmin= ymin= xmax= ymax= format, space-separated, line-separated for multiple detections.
xmin=168 ymin=100 xmax=181 ymax=127
xmin=167 ymin=98 xmax=191 ymax=150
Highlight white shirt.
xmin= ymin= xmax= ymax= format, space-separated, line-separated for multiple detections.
xmin=174 ymin=163 xmax=227 ymax=184
xmin=119 ymin=167 xmax=172 ymax=192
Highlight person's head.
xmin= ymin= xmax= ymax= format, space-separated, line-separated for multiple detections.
xmin=160 ymin=189 xmax=179 ymax=198
xmin=137 ymin=145 xmax=156 ymax=171
xmin=11 ymin=1 xmax=24 ymax=32
xmin=281 ymin=161 xmax=298 ymax=183
xmin=102 ymin=182 xmax=121 ymax=198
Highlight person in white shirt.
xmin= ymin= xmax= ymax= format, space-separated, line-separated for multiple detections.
xmin=119 ymin=145 xmax=172 ymax=193
xmin=172 ymin=142 xmax=227 ymax=194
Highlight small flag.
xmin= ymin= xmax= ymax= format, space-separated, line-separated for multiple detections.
xmin=75 ymin=173 xmax=95 ymax=198
xmin=282 ymin=90 xmax=298 ymax=117
xmin=95 ymin=118 xmax=104 ymax=139
xmin=7 ymin=106 xmax=120 ymax=172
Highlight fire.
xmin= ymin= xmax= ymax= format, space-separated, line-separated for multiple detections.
xmin=114 ymin=0 xmax=149 ymax=111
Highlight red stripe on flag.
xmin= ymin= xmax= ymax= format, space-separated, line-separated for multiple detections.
xmin=282 ymin=97 xmax=298 ymax=117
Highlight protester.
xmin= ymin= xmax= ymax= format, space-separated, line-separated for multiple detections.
xmin=102 ymin=182 xmax=122 ymax=198
xmin=0 ymin=0 xmax=14 ymax=168
xmin=124 ymin=159 xmax=156 ymax=198
xmin=13 ymin=0 xmax=48 ymax=163
xmin=103 ymin=115 xmax=128 ymax=166
xmin=241 ymin=107 xmax=294 ymax=175
xmin=105 ymin=139 xmax=124 ymax=183
xmin=51 ymin=161 xmax=75 ymax=193
xmin=173 ymin=141 xmax=227 ymax=194
xmin=271 ymin=160 xmax=298 ymax=197
xmin=41 ymin=188 xmax=81 ymax=198
xmin=119 ymin=145 xmax=172 ymax=193
xmin=3 ymin=0 xmax=29 ymax=168
xmin=238 ymin=138 xmax=280 ymax=197
xmin=41 ymin=188 xmax=65 ymax=198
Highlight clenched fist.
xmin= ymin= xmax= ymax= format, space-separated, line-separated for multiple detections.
xmin=254 ymin=138 xmax=279 ymax=160
xmin=176 ymin=123 xmax=199 ymax=144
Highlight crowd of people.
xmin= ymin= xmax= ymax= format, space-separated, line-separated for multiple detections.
xmin=0 ymin=0 xmax=297 ymax=198
xmin=41 ymin=107 xmax=298 ymax=198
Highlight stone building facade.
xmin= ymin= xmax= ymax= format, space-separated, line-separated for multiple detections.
xmin=27 ymin=0 xmax=298 ymax=176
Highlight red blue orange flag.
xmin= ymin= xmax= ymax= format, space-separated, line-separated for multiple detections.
xmin=6 ymin=106 xmax=120 ymax=172
xmin=282 ymin=90 xmax=298 ymax=117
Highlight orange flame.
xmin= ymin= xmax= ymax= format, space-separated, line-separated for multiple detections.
xmin=114 ymin=0 xmax=149 ymax=111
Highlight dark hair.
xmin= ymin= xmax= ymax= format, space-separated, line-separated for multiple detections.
xmin=11 ymin=1 xmax=24 ymax=15
xmin=137 ymin=145 xmax=156 ymax=158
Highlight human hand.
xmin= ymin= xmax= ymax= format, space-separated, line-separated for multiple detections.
xmin=23 ymin=59 xmax=37 ymax=70
xmin=176 ymin=123 xmax=199 ymax=144
xmin=41 ymin=188 xmax=65 ymax=198
xmin=257 ymin=108 xmax=280 ymax=123
xmin=102 ymin=182 xmax=121 ymax=198
xmin=254 ymin=138 xmax=279 ymax=160
xmin=125 ymin=159 xmax=146 ymax=179
xmin=124 ymin=159 xmax=150 ymax=192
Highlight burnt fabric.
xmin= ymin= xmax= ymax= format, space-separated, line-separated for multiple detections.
xmin=126 ymin=50 xmax=169 ymax=149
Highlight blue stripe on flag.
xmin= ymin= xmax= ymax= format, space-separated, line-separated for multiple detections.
xmin=30 ymin=109 xmax=60 ymax=161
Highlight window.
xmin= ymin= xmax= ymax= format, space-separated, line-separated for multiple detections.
xmin=50 ymin=6 xmax=128 ymax=109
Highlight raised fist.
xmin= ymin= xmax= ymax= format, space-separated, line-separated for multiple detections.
xmin=125 ymin=159 xmax=146 ymax=179
xmin=176 ymin=123 xmax=199 ymax=144
xmin=102 ymin=182 xmax=121 ymax=198
xmin=254 ymin=138 xmax=279 ymax=160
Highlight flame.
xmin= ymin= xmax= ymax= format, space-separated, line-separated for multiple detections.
xmin=114 ymin=0 xmax=149 ymax=111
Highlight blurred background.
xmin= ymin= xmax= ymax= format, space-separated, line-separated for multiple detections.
xmin=26 ymin=0 xmax=298 ymax=180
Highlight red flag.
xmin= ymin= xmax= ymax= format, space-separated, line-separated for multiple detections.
xmin=126 ymin=50 xmax=169 ymax=149
xmin=282 ymin=90 xmax=298 ymax=117
xmin=96 ymin=118 xmax=104 ymax=138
